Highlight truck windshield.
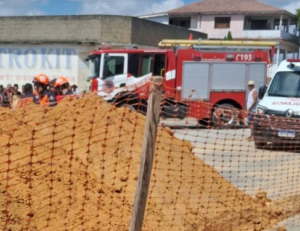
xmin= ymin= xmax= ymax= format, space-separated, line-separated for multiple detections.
xmin=268 ymin=72 xmax=300 ymax=97
xmin=88 ymin=55 xmax=101 ymax=78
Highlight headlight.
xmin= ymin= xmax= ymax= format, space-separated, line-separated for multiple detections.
xmin=257 ymin=106 xmax=267 ymax=114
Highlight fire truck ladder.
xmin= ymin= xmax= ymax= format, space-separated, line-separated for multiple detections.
xmin=158 ymin=39 xmax=278 ymax=51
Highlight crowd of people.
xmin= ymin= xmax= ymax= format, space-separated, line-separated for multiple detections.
xmin=0 ymin=74 xmax=86 ymax=109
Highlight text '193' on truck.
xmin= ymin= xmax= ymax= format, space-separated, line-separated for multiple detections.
xmin=253 ymin=59 xmax=300 ymax=149
xmin=85 ymin=39 xmax=277 ymax=127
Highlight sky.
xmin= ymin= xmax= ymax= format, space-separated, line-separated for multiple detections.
xmin=0 ymin=0 xmax=298 ymax=17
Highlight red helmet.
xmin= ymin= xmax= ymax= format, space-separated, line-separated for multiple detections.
xmin=54 ymin=76 xmax=69 ymax=88
xmin=33 ymin=74 xmax=49 ymax=85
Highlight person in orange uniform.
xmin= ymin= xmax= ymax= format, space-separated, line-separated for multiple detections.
xmin=18 ymin=83 xmax=39 ymax=108
xmin=54 ymin=76 xmax=77 ymax=102
xmin=33 ymin=73 xmax=57 ymax=107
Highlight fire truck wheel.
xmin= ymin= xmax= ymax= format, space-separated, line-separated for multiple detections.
xmin=212 ymin=103 xmax=238 ymax=127
xmin=198 ymin=119 xmax=210 ymax=128
xmin=120 ymin=104 xmax=136 ymax=112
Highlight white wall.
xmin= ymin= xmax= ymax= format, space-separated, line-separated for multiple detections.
xmin=243 ymin=30 xmax=281 ymax=39
xmin=0 ymin=44 xmax=93 ymax=91
xmin=193 ymin=15 xmax=245 ymax=39
xmin=191 ymin=15 xmax=198 ymax=29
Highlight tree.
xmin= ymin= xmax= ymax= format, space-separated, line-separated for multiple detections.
xmin=223 ymin=31 xmax=233 ymax=41
xmin=227 ymin=31 xmax=233 ymax=41
xmin=296 ymin=8 xmax=300 ymax=33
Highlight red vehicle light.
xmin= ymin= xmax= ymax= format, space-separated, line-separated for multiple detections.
xmin=255 ymin=54 xmax=261 ymax=62
xmin=226 ymin=54 xmax=234 ymax=61
xmin=193 ymin=53 xmax=201 ymax=61
xmin=127 ymin=73 xmax=132 ymax=78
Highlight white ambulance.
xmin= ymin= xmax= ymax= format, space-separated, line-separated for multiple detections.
xmin=253 ymin=59 xmax=300 ymax=148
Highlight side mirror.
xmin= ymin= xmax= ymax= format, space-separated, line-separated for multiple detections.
xmin=258 ymin=85 xmax=267 ymax=100
xmin=84 ymin=55 xmax=91 ymax=62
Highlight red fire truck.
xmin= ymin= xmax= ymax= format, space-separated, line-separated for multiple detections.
xmin=86 ymin=39 xmax=277 ymax=125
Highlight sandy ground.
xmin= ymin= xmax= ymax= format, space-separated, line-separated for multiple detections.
xmin=0 ymin=94 xmax=293 ymax=231
xmin=173 ymin=128 xmax=300 ymax=231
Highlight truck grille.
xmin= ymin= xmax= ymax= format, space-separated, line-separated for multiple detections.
xmin=268 ymin=116 xmax=300 ymax=132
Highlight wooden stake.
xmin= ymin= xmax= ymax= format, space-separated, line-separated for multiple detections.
xmin=129 ymin=76 xmax=163 ymax=231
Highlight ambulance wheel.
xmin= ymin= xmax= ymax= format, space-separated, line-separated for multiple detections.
xmin=254 ymin=140 xmax=267 ymax=149
xmin=212 ymin=103 xmax=238 ymax=127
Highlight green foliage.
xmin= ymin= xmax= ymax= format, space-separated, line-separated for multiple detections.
xmin=296 ymin=8 xmax=300 ymax=30
xmin=227 ymin=31 xmax=233 ymax=41
xmin=223 ymin=31 xmax=233 ymax=40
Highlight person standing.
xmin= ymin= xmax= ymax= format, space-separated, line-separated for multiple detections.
xmin=246 ymin=80 xmax=258 ymax=141
xmin=33 ymin=73 xmax=57 ymax=107
xmin=54 ymin=76 xmax=77 ymax=102
xmin=10 ymin=84 xmax=22 ymax=109
xmin=0 ymin=85 xmax=5 ymax=107
xmin=6 ymin=84 xmax=12 ymax=96
xmin=19 ymin=83 xmax=39 ymax=107
xmin=21 ymin=85 xmax=25 ymax=96
xmin=4 ymin=84 xmax=12 ymax=108
xmin=71 ymin=84 xmax=79 ymax=95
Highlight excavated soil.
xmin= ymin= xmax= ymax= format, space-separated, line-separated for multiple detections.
xmin=0 ymin=94 xmax=289 ymax=231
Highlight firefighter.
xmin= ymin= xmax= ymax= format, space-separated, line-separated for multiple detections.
xmin=18 ymin=83 xmax=39 ymax=107
xmin=54 ymin=76 xmax=77 ymax=101
xmin=33 ymin=73 xmax=57 ymax=107
xmin=50 ymin=78 xmax=57 ymax=94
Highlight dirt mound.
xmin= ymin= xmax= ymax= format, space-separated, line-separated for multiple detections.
xmin=0 ymin=94 xmax=287 ymax=231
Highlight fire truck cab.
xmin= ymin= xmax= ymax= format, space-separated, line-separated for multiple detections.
xmin=86 ymin=40 xmax=277 ymax=125
xmin=85 ymin=46 xmax=173 ymax=111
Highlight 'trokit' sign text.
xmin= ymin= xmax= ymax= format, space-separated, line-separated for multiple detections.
xmin=0 ymin=47 xmax=76 ymax=69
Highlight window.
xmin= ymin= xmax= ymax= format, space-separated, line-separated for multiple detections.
xmin=251 ymin=20 xmax=268 ymax=30
xmin=128 ymin=54 xmax=140 ymax=77
xmin=103 ymin=56 xmax=124 ymax=78
xmin=215 ymin=17 xmax=230 ymax=29
xmin=88 ymin=55 xmax=101 ymax=78
xmin=141 ymin=55 xmax=153 ymax=76
xmin=274 ymin=19 xmax=288 ymax=31
xmin=268 ymin=72 xmax=300 ymax=97
xmin=153 ymin=54 xmax=165 ymax=76
xmin=169 ymin=17 xmax=191 ymax=28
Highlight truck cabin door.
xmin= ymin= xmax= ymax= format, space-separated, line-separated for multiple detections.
xmin=140 ymin=54 xmax=154 ymax=77
xmin=140 ymin=53 xmax=166 ymax=77
xmin=99 ymin=53 xmax=128 ymax=90
xmin=164 ymin=50 xmax=176 ymax=97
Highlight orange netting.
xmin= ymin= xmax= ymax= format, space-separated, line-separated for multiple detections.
xmin=0 ymin=81 xmax=299 ymax=231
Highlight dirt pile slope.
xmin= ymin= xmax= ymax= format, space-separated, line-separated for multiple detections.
xmin=0 ymin=94 xmax=286 ymax=231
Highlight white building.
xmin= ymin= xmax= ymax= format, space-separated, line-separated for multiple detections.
xmin=139 ymin=0 xmax=300 ymax=77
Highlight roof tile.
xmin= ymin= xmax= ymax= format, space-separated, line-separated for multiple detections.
xmin=168 ymin=0 xmax=286 ymax=15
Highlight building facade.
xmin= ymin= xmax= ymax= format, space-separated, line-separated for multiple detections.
xmin=139 ymin=0 xmax=300 ymax=77
xmin=0 ymin=15 xmax=207 ymax=91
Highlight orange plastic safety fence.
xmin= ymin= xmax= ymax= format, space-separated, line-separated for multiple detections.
xmin=0 ymin=81 xmax=299 ymax=231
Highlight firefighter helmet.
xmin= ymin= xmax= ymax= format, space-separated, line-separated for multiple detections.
xmin=33 ymin=74 xmax=50 ymax=85
xmin=54 ymin=76 xmax=69 ymax=88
